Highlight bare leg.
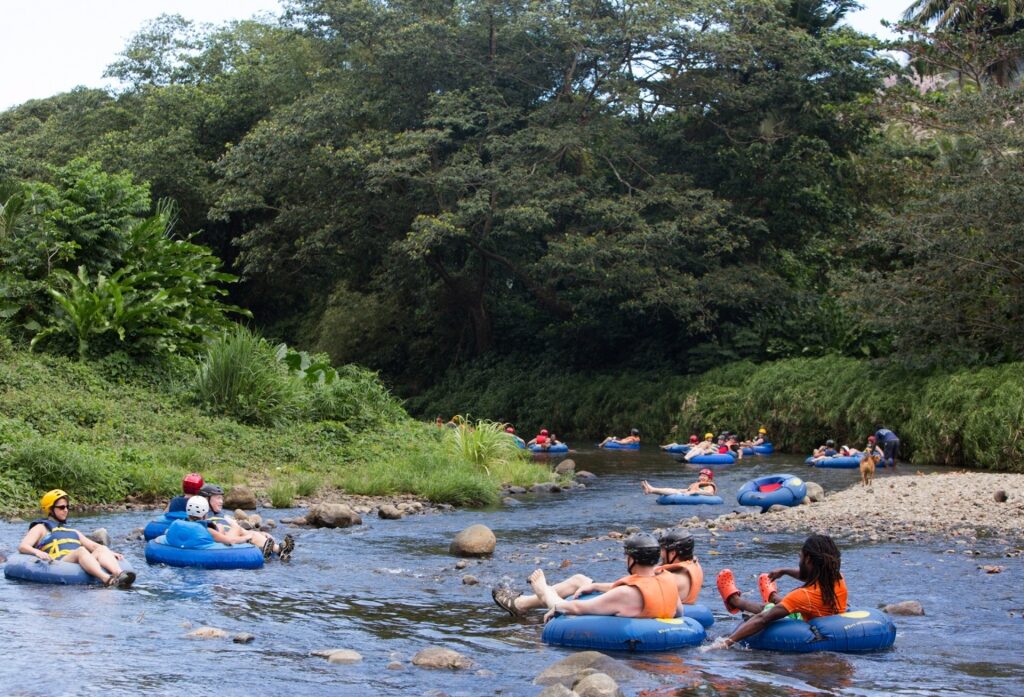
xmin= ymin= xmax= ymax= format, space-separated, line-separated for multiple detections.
xmin=63 ymin=548 xmax=112 ymax=585
xmin=513 ymin=573 xmax=593 ymax=613
xmin=642 ymin=481 xmax=683 ymax=496
xmin=724 ymin=590 xmax=768 ymax=615
xmin=91 ymin=546 xmax=126 ymax=576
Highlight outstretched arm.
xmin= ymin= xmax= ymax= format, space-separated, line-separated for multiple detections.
xmin=767 ymin=567 xmax=802 ymax=581
xmin=18 ymin=525 xmax=49 ymax=560
xmin=708 ymin=604 xmax=792 ymax=649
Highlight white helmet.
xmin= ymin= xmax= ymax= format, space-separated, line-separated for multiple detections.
xmin=185 ymin=495 xmax=210 ymax=519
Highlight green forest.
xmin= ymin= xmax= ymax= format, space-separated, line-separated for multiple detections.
xmin=2 ymin=0 xmax=1023 ymax=475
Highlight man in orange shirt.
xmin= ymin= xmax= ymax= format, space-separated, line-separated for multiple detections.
xmin=493 ymin=533 xmax=682 ymax=622
xmin=708 ymin=534 xmax=847 ymax=649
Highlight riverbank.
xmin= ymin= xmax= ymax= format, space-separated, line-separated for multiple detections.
xmin=688 ymin=471 xmax=1024 ymax=542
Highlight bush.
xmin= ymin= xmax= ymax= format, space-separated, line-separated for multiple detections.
xmin=295 ymin=473 xmax=320 ymax=497
xmin=194 ymin=326 xmax=304 ymax=426
xmin=268 ymin=480 xmax=295 ymax=508
xmin=6 ymin=437 xmax=128 ymax=503
xmin=307 ymin=364 xmax=406 ymax=430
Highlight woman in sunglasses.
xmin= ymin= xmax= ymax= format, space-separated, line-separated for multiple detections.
xmin=17 ymin=489 xmax=135 ymax=588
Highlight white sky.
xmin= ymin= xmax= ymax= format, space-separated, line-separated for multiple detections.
xmin=0 ymin=0 xmax=903 ymax=111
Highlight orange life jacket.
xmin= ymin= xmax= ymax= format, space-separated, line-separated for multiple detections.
xmin=611 ymin=572 xmax=679 ymax=619
xmin=656 ymin=558 xmax=704 ymax=605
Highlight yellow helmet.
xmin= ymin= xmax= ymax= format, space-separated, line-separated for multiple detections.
xmin=759 ymin=427 xmax=767 ymax=434
xmin=704 ymin=432 xmax=714 ymax=439
xmin=40 ymin=489 xmax=69 ymax=515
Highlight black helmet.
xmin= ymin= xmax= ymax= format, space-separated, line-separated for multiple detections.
xmin=659 ymin=529 xmax=695 ymax=560
xmin=623 ymin=533 xmax=661 ymax=566
xmin=630 ymin=428 xmax=640 ymax=436
xmin=199 ymin=483 xmax=224 ymax=497
xmin=826 ymin=439 xmax=835 ymax=447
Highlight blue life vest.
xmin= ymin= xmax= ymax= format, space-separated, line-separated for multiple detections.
xmin=875 ymin=428 xmax=897 ymax=443
xmin=165 ymin=520 xmax=217 ymax=549
xmin=207 ymin=514 xmax=233 ymax=530
xmin=167 ymin=495 xmax=189 ymax=513
xmin=823 ymin=448 xmax=837 ymax=457
xmin=31 ymin=519 xmax=82 ymax=560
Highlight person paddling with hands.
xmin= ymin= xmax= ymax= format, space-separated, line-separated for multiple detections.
xmin=18 ymin=489 xmax=136 ymax=588
xmin=599 ymin=428 xmax=641 ymax=448
xmin=641 ymin=469 xmax=717 ymax=497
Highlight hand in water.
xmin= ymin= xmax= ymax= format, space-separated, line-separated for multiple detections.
xmin=702 ymin=637 xmax=732 ymax=652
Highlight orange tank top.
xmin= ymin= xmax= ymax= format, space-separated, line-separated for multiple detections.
xmin=655 ymin=559 xmax=704 ymax=605
xmin=610 ymin=573 xmax=679 ymax=618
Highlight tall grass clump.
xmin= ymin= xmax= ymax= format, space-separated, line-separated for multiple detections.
xmin=5 ymin=437 xmax=128 ymax=502
xmin=194 ymin=326 xmax=304 ymax=426
xmin=308 ymin=364 xmax=406 ymax=431
xmin=268 ymin=480 xmax=296 ymax=508
xmin=295 ymin=472 xmax=320 ymax=497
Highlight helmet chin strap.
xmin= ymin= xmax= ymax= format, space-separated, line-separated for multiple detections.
xmin=626 ymin=555 xmax=637 ymax=575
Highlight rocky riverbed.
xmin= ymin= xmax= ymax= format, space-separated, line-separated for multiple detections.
xmin=681 ymin=471 xmax=1024 ymax=543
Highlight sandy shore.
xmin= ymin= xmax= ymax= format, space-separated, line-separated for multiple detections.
xmin=681 ymin=472 xmax=1024 ymax=543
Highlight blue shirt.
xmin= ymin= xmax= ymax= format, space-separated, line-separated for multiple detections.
xmin=874 ymin=429 xmax=898 ymax=443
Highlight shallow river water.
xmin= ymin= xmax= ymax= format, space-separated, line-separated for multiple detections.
xmin=1 ymin=448 xmax=1022 ymax=697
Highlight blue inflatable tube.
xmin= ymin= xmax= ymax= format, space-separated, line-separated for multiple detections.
xmin=656 ymin=494 xmax=724 ymax=506
xmin=143 ymin=511 xmax=187 ymax=541
xmin=806 ymin=455 xmax=860 ymax=469
xmin=663 ymin=444 xmax=692 ymax=454
xmin=542 ymin=613 xmax=706 ymax=652
xmin=145 ymin=536 xmax=264 ymax=570
xmin=4 ymin=554 xmax=136 ymax=586
xmin=740 ymin=609 xmax=896 ymax=653
xmin=688 ymin=453 xmax=736 ymax=465
xmin=737 ymin=474 xmax=807 ymax=512
xmin=600 ymin=441 xmax=640 ymax=450
xmin=682 ymin=603 xmax=715 ymax=629
xmin=741 ymin=443 xmax=774 ymax=456
xmin=529 ymin=443 xmax=569 ymax=453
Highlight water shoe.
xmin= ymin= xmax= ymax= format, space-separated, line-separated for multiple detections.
xmin=491 ymin=587 xmax=524 ymax=617
xmin=758 ymin=573 xmax=778 ymax=604
xmin=280 ymin=534 xmax=295 ymax=562
xmin=716 ymin=569 xmax=741 ymax=614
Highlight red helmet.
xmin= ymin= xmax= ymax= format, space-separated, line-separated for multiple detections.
xmin=540 ymin=429 xmax=549 ymax=435
xmin=867 ymin=435 xmax=877 ymax=443
xmin=689 ymin=435 xmax=698 ymax=443
xmin=182 ymin=472 xmax=204 ymax=495
xmin=505 ymin=426 xmax=515 ymax=433
xmin=699 ymin=468 xmax=714 ymax=479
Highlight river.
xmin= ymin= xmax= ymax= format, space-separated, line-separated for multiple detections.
xmin=1 ymin=448 xmax=1022 ymax=696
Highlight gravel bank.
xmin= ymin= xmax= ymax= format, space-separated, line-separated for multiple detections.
xmin=682 ymin=472 xmax=1024 ymax=542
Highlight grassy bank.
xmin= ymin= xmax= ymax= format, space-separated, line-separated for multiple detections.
xmin=408 ymin=356 xmax=1024 ymax=472
xmin=0 ymin=345 xmax=553 ymax=515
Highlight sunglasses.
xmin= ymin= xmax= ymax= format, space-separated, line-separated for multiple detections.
xmin=52 ymin=505 xmax=69 ymax=510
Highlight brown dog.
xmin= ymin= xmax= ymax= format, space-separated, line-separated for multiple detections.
xmin=860 ymin=453 xmax=880 ymax=486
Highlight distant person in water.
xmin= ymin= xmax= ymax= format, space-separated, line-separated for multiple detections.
xmin=684 ymin=433 xmax=718 ymax=461
xmin=641 ymin=468 xmax=717 ymax=497
xmin=527 ymin=428 xmax=554 ymax=449
xmin=201 ymin=485 xmax=294 ymax=561
xmin=434 ymin=416 xmax=444 ymax=428
xmin=599 ymin=428 xmax=640 ymax=447
xmin=661 ymin=434 xmax=699 ymax=450
xmin=504 ymin=426 xmax=526 ymax=448
xmin=491 ymin=533 xmax=681 ymax=621
xmin=18 ymin=490 xmax=135 ymax=588
xmin=166 ymin=472 xmax=204 ymax=513
xmin=811 ymin=439 xmax=838 ymax=462
xmin=740 ymin=427 xmax=769 ymax=448
xmin=708 ymin=534 xmax=847 ymax=650
xmin=872 ymin=428 xmax=900 ymax=468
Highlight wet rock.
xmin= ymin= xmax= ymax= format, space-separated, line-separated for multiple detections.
xmin=607 ymin=531 xmax=623 ymax=539
xmin=455 ymin=560 xmax=468 ymax=570
xmin=534 ymin=651 xmax=636 ymax=687
xmin=411 ymin=647 xmax=473 ymax=670
xmin=188 ymin=627 xmax=228 ymax=639
xmin=280 ymin=517 xmax=296 ymax=524
xmin=531 ymin=482 xmax=561 ymax=493
xmin=462 ymin=575 xmax=479 ymax=585
xmin=224 ymin=486 xmax=258 ymax=510
xmin=328 ymin=650 xmax=363 ymax=665
xmin=449 ymin=524 xmax=496 ymax=557
xmin=234 ymin=509 xmax=250 ymax=521
xmin=575 ymin=471 xmax=597 ymax=479
xmin=624 ymin=526 xmax=640 ymax=534
xmin=233 ymin=633 xmax=255 ymax=644
xmin=805 ymin=482 xmax=825 ymax=502
xmin=247 ymin=514 xmax=263 ymax=528
xmin=538 ymin=685 xmax=576 ymax=697
xmin=289 ymin=516 xmax=309 ymax=527
xmin=238 ymin=520 xmax=255 ymax=531
xmin=979 ymin=565 xmax=1004 ymax=574
xmin=307 ymin=503 xmax=362 ymax=528
xmin=387 ymin=661 xmax=403 ymax=670
xmin=86 ymin=528 xmax=111 ymax=547
xmin=554 ymin=459 xmax=576 ymax=475
xmin=881 ymin=600 xmax=925 ymax=616
xmin=502 ymin=497 xmax=521 ymax=506
xmin=994 ymin=490 xmax=1008 ymax=503
xmin=263 ymin=519 xmax=276 ymax=529
xmin=476 ymin=669 xmax=495 ymax=678
xmin=507 ymin=486 xmax=527 ymax=495
xmin=573 ymin=672 xmax=623 ymax=697
xmin=378 ymin=505 xmax=404 ymax=520
xmin=126 ymin=527 xmax=145 ymax=542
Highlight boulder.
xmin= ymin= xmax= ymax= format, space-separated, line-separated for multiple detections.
xmin=507 ymin=486 xmax=527 ymax=495
xmin=234 ymin=509 xmax=249 ymax=521
xmin=327 ymin=650 xmax=363 ymax=665
xmin=187 ymin=627 xmax=228 ymax=639
xmin=454 ymin=560 xmax=468 ymax=570
xmin=461 ymin=575 xmax=479 ymax=586
xmin=538 ymin=685 xmax=576 ymax=697
xmin=86 ymin=528 xmax=111 ymax=547
xmin=805 ymin=482 xmax=825 ymax=502
xmin=534 ymin=651 xmax=636 ymax=687
xmin=575 ymin=471 xmax=597 ymax=479
xmin=307 ymin=503 xmax=362 ymax=528
xmin=554 ymin=459 xmax=576 ymax=475
xmin=411 ymin=647 xmax=473 ymax=670
xmin=573 ymin=672 xmax=623 ymax=697
xmin=233 ymin=633 xmax=255 ymax=644
xmin=378 ymin=505 xmax=404 ymax=520
xmin=225 ymin=486 xmax=258 ymax=510
xmin=881 ymin=600 xmax=925 ymax=616
xmin=449 ymin=524 xmax=496 ymax=557
xmin=247 ymin=514 xmax=263 ymax=528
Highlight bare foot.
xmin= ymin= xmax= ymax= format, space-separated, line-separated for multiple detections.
xmin=528 ymin=569 xmax=549 ymax=596
xmin=641 ymin=480 xmax=653 ymax=495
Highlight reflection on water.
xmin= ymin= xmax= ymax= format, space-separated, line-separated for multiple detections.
xmin=1 ymin=447 xmax=1023 ymax=696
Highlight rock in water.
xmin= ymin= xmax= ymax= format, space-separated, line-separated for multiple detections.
xmin=224 ymin=486 xmax=258 ymax=510
xmin=575 ymin=471 xmax=597 ymax=479
xmin=86 ymin=528 xmax=111 ymax=547
xmin=534 ymin=652 xmax=636 ymax=687
xmin=411 ymin=647 xmax=473 ymax=670
xmin=461 ymin=575 xmax=479 ymax=585
xmin=327 ymin=650 xmax=363 ymax=665
xmin=538 ymin=685 xmax=576 ymax=697
xmin=378 ymin=505 xmax=404 ymax=520
xmin=881 ymin=600 xmax=925 ymax=616
xmin=306 ymin=503 xmax=362 ymax=528
xmin=805 ymin=482 xmax=825 ymax=502
xmin=574 ymin=672 xmax=624 ymax=697
xmin=233 ymin=633 xmax=255 ymax=644
xmin=449 ymin=524 xmax=496 ymax=557
xmin=554 ymin=459 xmax=576 ymax=475
xmin=187 ymin=627 xmax=229 ymax=639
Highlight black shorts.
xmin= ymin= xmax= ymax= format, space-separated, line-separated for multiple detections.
xmin=883 ymin=439 xmax=899 ymax=465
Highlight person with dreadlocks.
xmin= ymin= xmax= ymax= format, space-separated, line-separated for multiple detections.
xmin=708 ymin=534 xmax=847 ymax=649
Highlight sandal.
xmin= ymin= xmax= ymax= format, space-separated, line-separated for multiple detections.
xmin=716 ymin=569 xmax=741 ymax=615
xmin=116 ymin=571 xmax=137 ymax=589
xmin=491 ymin=587 xmax=524 ymax=617
xmin=279 ymin=534 xmax=295 ymax=562
xmin=758 ymin=573 xmax=778 ymax=604
xmin=261 ymin=537 xmax=275 ymax=561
